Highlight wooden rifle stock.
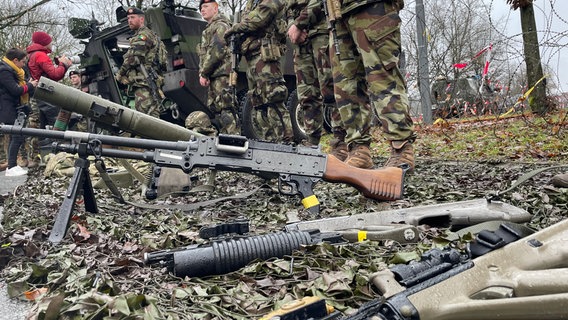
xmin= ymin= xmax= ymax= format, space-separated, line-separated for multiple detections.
xmin=322 ymin=155 xmax=405 ymax=201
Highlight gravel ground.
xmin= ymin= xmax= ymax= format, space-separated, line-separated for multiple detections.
xmin=1 ymin=171 xmax=31 ymax=320
xmin=0 ymin=281 xmax=31 ymax=320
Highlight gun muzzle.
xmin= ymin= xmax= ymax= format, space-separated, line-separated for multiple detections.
xmin=34 ymin=77 xmax=202 ymax=141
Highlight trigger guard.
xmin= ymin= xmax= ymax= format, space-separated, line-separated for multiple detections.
xmin=278 ymin=174 xmax=299 ymax=196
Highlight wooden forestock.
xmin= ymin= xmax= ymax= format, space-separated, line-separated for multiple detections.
xmin=322 ymin=155 xmax=405 ymax=201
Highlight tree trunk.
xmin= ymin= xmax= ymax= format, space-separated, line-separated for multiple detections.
xmin=520 ymin=4 xmax=547 ymax=114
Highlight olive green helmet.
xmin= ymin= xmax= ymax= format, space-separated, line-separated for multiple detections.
xmin=185 ymin=111 xmax=217 ymax=135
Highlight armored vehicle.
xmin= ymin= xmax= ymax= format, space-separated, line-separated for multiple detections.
xmin=68 ymin=0 xmax=307 ymax=140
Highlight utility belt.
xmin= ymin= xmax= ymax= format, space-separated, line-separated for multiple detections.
xmin=339 ymin=0 xmax=403 ymax=14
xmin=242 ymin=35 xmax=283 ymax=62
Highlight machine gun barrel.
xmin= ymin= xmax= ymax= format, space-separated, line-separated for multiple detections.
xmin=33 ymin=77 xmax=201 ymax=141
xmin=144 ymin=230 xmax=342 ymax=277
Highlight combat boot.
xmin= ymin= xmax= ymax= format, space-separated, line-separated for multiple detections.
xmin=551 ymin=173 xmax=568 ymax=188
xmin=384 ymin=140 xmax=415 ymax=173
xmin=328 ymin=138 xmax=348 ymax=162
xmin=345 ymin=143 xmax=374 ymax=169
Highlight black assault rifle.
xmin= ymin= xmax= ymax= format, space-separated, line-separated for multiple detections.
xmin=0 ymin=125 xmax=407 ymax=244
xmin=229 ymin=13 xmax=242 ymax=123
xmin=322 ymin=0 xmax=342 ymax=55
xmin=138 ymin=62 xmax=166 ymax=116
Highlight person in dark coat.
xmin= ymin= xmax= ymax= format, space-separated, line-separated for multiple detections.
xmin=0 ymin=48 xmax=38 ymax=176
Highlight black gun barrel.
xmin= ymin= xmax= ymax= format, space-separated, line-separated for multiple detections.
xmin=0 ymin=125 xmax=192 ymax=151
xmin=145 ymin=230 xmax=328 ymax=278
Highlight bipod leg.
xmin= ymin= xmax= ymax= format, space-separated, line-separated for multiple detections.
xmin=49 ymin=157 xmax=98 ymax=244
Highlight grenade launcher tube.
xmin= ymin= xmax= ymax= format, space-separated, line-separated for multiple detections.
xmin=34 ymin=77 xmax=203 ymax=141
xmin=144 ymin=230 xmax=338 ymax=277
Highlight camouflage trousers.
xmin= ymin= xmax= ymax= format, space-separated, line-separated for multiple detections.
xmin=245 ymin=52 xmax=294 ymax=142
xmin=331 ymin=1 xmax=414 ymax=145
xmin=294 ymin=32 xmax=343 ymax=144
xmin=133 ymin=87 xmax=161 ymax=119
xmin=208 ymin=76 xmax=239 ymax=135
xmin=21 ymin=98 xmax=48 ymax=161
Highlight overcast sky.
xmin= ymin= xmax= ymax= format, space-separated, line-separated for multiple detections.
xmin=486 ymin=0 xmax=568 ymax=93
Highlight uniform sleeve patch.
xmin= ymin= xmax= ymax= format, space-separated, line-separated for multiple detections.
xmin=138 ymin=35 xmax=147 ymax=41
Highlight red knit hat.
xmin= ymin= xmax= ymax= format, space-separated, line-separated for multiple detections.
xmin=32 ymin=31 xmax=52 ymax=46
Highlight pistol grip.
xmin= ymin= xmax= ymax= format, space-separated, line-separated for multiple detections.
xmin=279 ymin=175 xmax=321 ymax=214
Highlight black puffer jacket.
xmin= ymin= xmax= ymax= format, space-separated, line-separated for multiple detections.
xmin=0 ymin=61 xmax=35 ymax=124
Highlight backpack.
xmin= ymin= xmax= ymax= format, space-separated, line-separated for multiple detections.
xmin=154 ymin=37 xmax=168 ymax=72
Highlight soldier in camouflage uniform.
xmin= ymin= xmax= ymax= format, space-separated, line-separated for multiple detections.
xmin=197 ymin=0 xmax=239 ymax=135
xmin=68 ymin=70 xmax=89 ymax=132
xmin=224 ymin=0 xmax=294 ymax=143
xmin=115 ymin=7 xmax=164 ymax=119
xmin=330 ymin=0 xmax=416 ymax=171
xmin=286 ymin=0 xmax=347 ymax=160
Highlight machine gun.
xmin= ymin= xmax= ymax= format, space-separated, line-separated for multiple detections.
xmin=322 ymin=0 xmax=342 ymax=55
xmin=262 ymin=218 xmax=568 ymax=320
xmin=0 ymin=125 xmax=406 ymax=243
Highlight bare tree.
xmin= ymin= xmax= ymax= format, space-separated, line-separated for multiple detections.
xmin=506 ymin=0 xmax=548 ymax=114
xmin=0 ymin=0 xmax=79 ymax=57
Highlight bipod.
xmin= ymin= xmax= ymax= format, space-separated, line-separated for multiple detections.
xmin=49 ymin=142 xmax=98 ymax=244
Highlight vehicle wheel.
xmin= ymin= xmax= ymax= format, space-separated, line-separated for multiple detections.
xmin=242 ymin=92 xmax=307 ymax=142
xmin=240 ymin=95 xmax=262 ymax=140
xmin=287 ymin=89 xmax=307 ymax=143
xmin=287 ymin=89 xmax=336 ymax=142
xmin=322 ymin=104 xmax=333 ymax=133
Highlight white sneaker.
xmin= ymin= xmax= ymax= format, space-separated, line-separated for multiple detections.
xmin=5 ymin=165 xmax=28 ymax=177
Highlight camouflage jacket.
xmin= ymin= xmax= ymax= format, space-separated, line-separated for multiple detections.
xmin=286 ymin=0 xmax=327 ymax=37
xmin=117 ymin=25 xmax=162 ymax=86
xmin=231 ymin=0 xmax=287 ymax=54
xmin=341 ymin=0 xmax=404 ymax=16
xmin=198 ymin=13 xmax=232 ymax=79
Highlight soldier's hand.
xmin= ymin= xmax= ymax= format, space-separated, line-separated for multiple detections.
xmin=199 ymin=76 xmax=210 ymax=87
xmin=287 ymin=24 xmax=302 ymax=44
xmin=58 ymin=55 xmax=73 ymax=68
xmin=224 ymin=25 xmax=240 ymax=43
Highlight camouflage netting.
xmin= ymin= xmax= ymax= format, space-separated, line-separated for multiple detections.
xmin=1 ymin=156 xmax=567 ymax=319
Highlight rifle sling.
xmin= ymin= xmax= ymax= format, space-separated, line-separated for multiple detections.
xmin=491 ymin=164 xmax=568 ymax=199
xmin=94 ymin=159 xmax=125 ymax=204
xmin=123 ymin=184 xmax=271 ymax=212
xmin=96 ymin=171 xmax=271 ymax=212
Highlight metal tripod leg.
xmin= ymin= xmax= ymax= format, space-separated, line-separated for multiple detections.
xmin=49 ymin=157 xmax=98 ymax=244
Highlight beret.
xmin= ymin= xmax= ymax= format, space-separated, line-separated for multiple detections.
xmin=126 ymin=7 xmax=144 ymax=15
xmin=199 ymin=0 xmax=217 ymax=9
